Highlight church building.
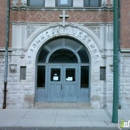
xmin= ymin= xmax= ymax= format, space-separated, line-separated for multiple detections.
xmin=0 ymin=0 xmax=130 ymax=109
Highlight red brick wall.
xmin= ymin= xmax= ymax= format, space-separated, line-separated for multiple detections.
xmin=0 ymin=0 xmax=6 ymax=47
xmin=0 ymin=0 xmax=115 ymax=48
xmin=10 ymin=10 xmax=113 ymax=23
xmin=121 ymin=0 xmax=130 ymax=48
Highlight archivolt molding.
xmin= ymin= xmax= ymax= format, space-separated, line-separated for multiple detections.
xmin=26 ymin=23 xmax=102 ymax=66
xmin=26 ymin=23 xmax=101 ymax=50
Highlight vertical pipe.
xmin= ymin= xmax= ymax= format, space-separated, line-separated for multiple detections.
xmin=112 ymin=0 xmax=118 ymax=123
xmin=118 ymin=0 xmax=121 ymax=109
xmin=3 ymin=0 xmax=10 ymax=109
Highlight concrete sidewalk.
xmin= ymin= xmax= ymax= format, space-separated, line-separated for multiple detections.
xmin=0 ymin=109 xmax=129 ymax=130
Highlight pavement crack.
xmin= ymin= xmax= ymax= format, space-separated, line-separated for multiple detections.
xmin=84 ymin=110 xmax=93 ymax=126
xmin=53 ymin=110 xmax=58 ymax=126
xmin=104 ymin=121 xmax=108 ymax=125
xmin=14 ymin=110 xmax=30 ymax=126
xmin=104 ymin=109 xmax=112 ymax=120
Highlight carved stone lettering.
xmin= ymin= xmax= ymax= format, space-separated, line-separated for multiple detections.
xmin=40 ymin=35 xmax=44 ymax=40
xmin=52 ymin=28 xmax=56 ymax=35
xmin=36 ymin=39 xmax=41 ymax=44
xmin=78 ymin=31 xmax=83 ymax=37
xmin=73 ymin=28 xmax=77 ymax=35
xmin=27 ymin=25 xmax=100 ymax=66
xmin=46 ymin=32 xmax=49 ymax=37
xmin=67 ymin=27 xmax=72 ymax=34
xmin=30 ymin=49 xmax=34 ymax=53
xmin=90 ymin=44 xmax=95 ymax=48
xmin=83 ymin=35 xmax=87 ymax=40
xmin=33 ymin=44 xmax=36 ymax=48
xmin=93 ymin=49 xmax=97 ymax=53
xmin=60 ymin=26 xmax=65 ymax=33
xmin=87 ymin=39 xmax=91 ymax=44
xmin=56 ymin=27 xmax=60 ymax=33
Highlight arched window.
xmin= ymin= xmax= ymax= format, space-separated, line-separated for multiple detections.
xmin=37 ymin=37 xmax=89 ymax=64
xmin=49 ymin=49 xmax=78 ymax=63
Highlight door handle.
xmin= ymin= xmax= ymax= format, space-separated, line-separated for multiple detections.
xmin=61 ymin=84 xmax=62 ymax=90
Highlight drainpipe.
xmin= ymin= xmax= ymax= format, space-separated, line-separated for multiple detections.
xmin=3 ymin=0 xmax=10 ymax=109
xmin=112 ymin=0 xmax=118 ymax=123
xmin=118 ymin=0 xmax=121 ymax=109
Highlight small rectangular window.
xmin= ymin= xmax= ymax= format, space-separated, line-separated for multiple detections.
xmin=27 ymin=0 xmax=45 ymax=6
xmin=56 ymin=0 xmax=72 ymax=7
xmin=81 ymin=66 xmax=89 ymax=88
xmin=37 ymin=66 xmax=45 ymax=87
xmin=20 ymin=66 xmax=26 ymax=80
xmin=51 ymin=68 xmax=61 ymax=81
xmin=84 ymin=0 xmax=101 ymax=7
xmin=100 ymin=67 xmax=106 ymax=81
xmin=66 ymin=68 xmax=75 ymax=82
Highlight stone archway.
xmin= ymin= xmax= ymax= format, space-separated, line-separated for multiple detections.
xmin=26 ymin=23 xmax=102 ymax=105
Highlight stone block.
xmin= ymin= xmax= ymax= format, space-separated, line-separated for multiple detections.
xmin=26 ymin=75 xmax=33 ymax=82
xmin=6 ymin=103 xmax=23 ymax=109
xmin=125 ymin=86 xmax=130 ymax=91
xmin=107 ymin=96 xmax=113 ymax=102
xmin=106 ymin=103 xmax=112 ymax=109
xmin=91 ymin=95 xmax=101 ymax=109
xmin=107 ymin=85 xmax=113 ymax=91
xmin=121 ymin=104 xmax=130 ymax=109
xmin=24 ymin=94 xmax=34 ymax=108
xmin=91 ymin=101 xmax=101 ymax=109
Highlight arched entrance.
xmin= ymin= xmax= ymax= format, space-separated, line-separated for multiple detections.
xmin=36 ymin=37 xmax=90 ymax=102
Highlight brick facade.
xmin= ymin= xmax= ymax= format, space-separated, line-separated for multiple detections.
xmin=1 ymin=0 xmax=130 ymax=48
xmin=0 ymin=0 xmax=6 ymax=47
xmin=0 ymin=0 xmax=130 ymax=109
xmin=121 ymin=0 xmax=130 ymax=48
xmin=10 ymin=11 xmax=113 ymax=23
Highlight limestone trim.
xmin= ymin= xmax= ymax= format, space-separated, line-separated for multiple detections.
xmin=26 ymin=23 xmax=102 ymax=66
xmin=26 ymin=23 xmax=102 ymax=51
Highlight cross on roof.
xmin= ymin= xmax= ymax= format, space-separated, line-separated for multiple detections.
xmin=59 ymin=11 xmax=69 ymax=26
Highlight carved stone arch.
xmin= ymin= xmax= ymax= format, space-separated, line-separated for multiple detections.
xmin=26 ymin=23 xmax=102 ymax=51
xmin=26 ymin=23 xmax=101 ymax=66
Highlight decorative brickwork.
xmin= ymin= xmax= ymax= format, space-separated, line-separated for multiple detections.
xmin=10 ymin=10 xmax=113 ymax=23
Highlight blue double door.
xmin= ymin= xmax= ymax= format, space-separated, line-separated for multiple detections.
xmin=48 ymin=65 xmax=78 ymax=102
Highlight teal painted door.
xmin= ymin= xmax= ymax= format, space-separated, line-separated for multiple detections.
xmin=48 ymin=65 xmax=78 ymax=102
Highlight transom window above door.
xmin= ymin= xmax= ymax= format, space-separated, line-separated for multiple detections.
xmin=37 ymin=37 xmax=89 ymax=64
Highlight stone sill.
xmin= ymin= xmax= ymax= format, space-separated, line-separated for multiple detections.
xmin=0 ymin=48 xmax=12 ymax=52
xmin=11 ymin=6 xmax=113 ymax=11
xmin=121 ymin=49 xmax=130 ymax=53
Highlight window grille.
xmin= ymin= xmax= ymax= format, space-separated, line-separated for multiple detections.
xmin=100 ymin=67 xmax=106 ymax=81
xmin=20 ymin=66 xmax=26 ymax=80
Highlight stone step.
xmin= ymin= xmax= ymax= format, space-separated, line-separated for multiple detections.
xmin=34 ymin=102 xmax=92 ymax=109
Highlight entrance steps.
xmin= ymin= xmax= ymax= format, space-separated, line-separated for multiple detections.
xmin=34 ymin=102 xmax=92 ymax=109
